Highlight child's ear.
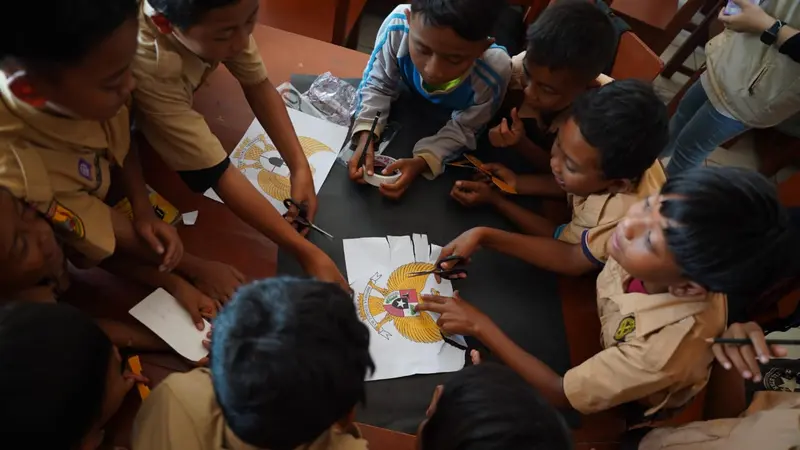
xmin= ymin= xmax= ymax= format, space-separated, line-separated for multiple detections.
xmin=151 ymin=13 xmax=174 ymax=34
xmin=607 ymin=178 xmax=633 ymax=194
xmin=7 ymin=71 xmax=47 ymax=108
xmin=668 ymin=281 xmax=708 ymax=298
xmin=335 ymin=407 xmax=357 ymax=430
xmin=404 ymin=8 xmax=412 ymax=22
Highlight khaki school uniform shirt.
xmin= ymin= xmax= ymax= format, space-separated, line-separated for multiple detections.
xmin=132 ymin=368 xmax=368 ymax=450
xmin=132 ymin=0 xmax=269 ymax=172
xmin=558 ymin=161 xmax=666 ymax=266
xmin=639 ymin=392 xmax=800 ymax=449
xmin=562 ymin=258 xmax=727 ymax=416
xmin=0 ymin=75 xmax=131 ymax=261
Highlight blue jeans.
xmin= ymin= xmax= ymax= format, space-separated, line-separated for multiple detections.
xmin=662 ymin=80 xmax=750 ymax=177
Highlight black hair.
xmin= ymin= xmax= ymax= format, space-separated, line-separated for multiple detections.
xmin=525 ymin=0 xmax=616 ymax=82
xmin=410 ymin=0 xmax=506 ymax=42
xmin=661 ymin=167 xmax=800 ymax=297
xmin=0 ymin=0 xmax=138 ymax=69
xmin=420 ymin=363 xmax=573 ymax=450
xmin=211 ymin=277 xmax=374 ymax=450
xmin=0 ymin=302 xmax=112 ymax=447
xmin=149 ymin=0 xmax=242 ymax=29
xmin=571 ymin=79 xmax=668 ymax=180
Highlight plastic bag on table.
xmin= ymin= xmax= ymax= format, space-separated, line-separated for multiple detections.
xmin=302 ymin=72 xmax=357 ymax=127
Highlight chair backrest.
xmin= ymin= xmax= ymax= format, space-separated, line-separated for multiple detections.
xmin=609 ymin=31 xmax=664 ymax=82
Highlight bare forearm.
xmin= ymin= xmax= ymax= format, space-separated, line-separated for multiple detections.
xmin=478 ymin=227 xmax=594 ymax=275
xmin=778 ymin=24 xmax=799 ymax=47
xmin=477 ymin=319 xmax=569 ymax=408
xmin=491 ymin=197 xmax=557 ymax=236
xmin=516 ymin=174 xmax=565 ymax=198
xmin=244 ymin=78 xmax=309 ymax=174
xmin=216 ymin=166 xmax=316 ymax=258
xmin=101 ymin=254 xmax=181 ymax=292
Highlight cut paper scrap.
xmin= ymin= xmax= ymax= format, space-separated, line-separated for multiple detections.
xmin=203 ymin=107 xmax=347 ymax=214
xmin=129 ymin=288 xmax=210 ymax=361
xmin=182 ymin=210 xmax=198 ymax=225
xmin=345 ymin=234 xmax=466 ymax=381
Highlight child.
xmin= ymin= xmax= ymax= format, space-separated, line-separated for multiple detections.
xmin=0 ymin=301 xmax=148 ymax=448
xmin=347 ymin=0 xmax=512 ymax=199
xmin=663 ymin=0 xmax=800 ymax=176
xmin=0 ymin=187 xmax=208 ymax=348
xmin=418 ymin=363 xmax=573 ymax=449
xmin=446 ymin=79 xmax=667 ymax=275
xmin=633 ymin=322 xmax=800 ymax=449
xmin=419 ymin=167 xmax=799 ymax=422
xmin=0 ymin=0 xmax=242 ymax=315
xmin=134 ymin=0 xmax=345 ymax=288
xmin=132 ymin=277 xmax=374 ymax=450
xmin=488 ymin=0 xmax=616 ymax=166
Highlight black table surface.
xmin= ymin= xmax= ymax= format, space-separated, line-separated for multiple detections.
xmin=278 ymin=78 xmax=572 ymax=433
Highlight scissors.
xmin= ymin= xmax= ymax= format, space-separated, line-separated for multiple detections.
xmin=283 ymin=199 xmax=334 ymax=239
xmin=410 ymin=255 xmax=468 ymax=280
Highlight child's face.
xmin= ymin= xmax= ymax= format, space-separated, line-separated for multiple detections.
xmin=406 ymin=10 xmax=492 ymax=88
xmin=172 ymin=0 xmax=259 ymax=63
xmin=549 ymin=118 xmax=615 ymax=197
xmin=607 ymin=195 xmax=685 ymax=286
xmin=0 ymin=190 xmax=66 ymax=293
xmin=27 ymin=18 xmax=138 ymax=121
xmin=523 ymin=61 xmax=588 ymax=113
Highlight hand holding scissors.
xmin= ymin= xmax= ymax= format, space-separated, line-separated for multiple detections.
xmin=410 ymin=255 xmax=468 ymax=280
xmin=283 ymin=199 xmax=334 ymax=239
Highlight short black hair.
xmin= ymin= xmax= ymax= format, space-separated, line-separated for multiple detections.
xmin=410 ymin=0 xmax=506 ymax=41
xmin=0 ymin=302 xmax=112 ymax=447
xmin=571 ymin=79 xmax=668 ymax=180
xmin=525 ymin=0 xmax=616 ymax=82
xmin=0 ymin=0 xmax=138 ymax=68
xmin=211 ymin=277 xmax=374 ymax=450
xmin=420 ymin=363 xmax=573 ymax=450
xmin=149 ymin=0 xmax=241 ymax=29
xmin=661 ymin=167 xmax=800 ymax=297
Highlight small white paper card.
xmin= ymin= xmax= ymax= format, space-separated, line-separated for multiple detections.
xmin=129 ymin=288 xmax=210 ymax=361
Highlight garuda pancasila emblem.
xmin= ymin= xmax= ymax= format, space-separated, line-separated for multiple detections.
xmin=358 ymin=262 xmax=442 ymax=343
xmin=230 ymin=134 xmax=333 ymax=201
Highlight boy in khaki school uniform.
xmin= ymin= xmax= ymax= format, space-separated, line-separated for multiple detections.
xmin=442 ymin=79 xmax=667 ymax=276
xmin=132 ymin=278 xmax=375 ymax=450
xmin=0 ymin=0 xmax=245 ymax=327
xmin=420 ymin=167 xmax=798 ymax=422
xmin=133 ymin=0 xmax=346 ymax=289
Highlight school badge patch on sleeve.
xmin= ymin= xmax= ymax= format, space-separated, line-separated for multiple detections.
xmin=46 ymin=201 xmax=85 ymax=240
xmin=614 ymin=316 xmax=636 ymax=341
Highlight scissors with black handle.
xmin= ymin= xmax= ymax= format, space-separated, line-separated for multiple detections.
xmin=283 ymin=198 xmax=334 ymax=239
xmin=409 ymin=255 xmax=468 ymax=280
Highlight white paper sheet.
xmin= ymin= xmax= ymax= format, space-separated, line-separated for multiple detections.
xmin=203 ymin=107 xmax=347 ymax=213
xmin=129 ymin=288 xmax=211 ymax=361
xmin=346 ymin=234 xmax=466 ymax=381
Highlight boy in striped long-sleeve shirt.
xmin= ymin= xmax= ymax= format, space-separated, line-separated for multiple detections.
xmin=347 ymin=0 xmax=511 ymax=199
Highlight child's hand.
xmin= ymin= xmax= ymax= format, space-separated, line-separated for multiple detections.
xmin=718 ymin=0 xmax=775 ymax=34
xmin=436 ymin=228 xmax=484 ymax=281
xmin=418 ymin=291 xmax=491 ymax=337
xmin=289 ymin=169 xmax=318 ymax=233
xmin=184 ymin=260 xmax=246 ymax=304
xmin=300 ymin=249 xmax=349 ymax=292
xmin=711 ymin=321 xmax=788 ymax=382
xmin=134 ymin=216 xmax=184 ymax=272
xmin=196 ymin=328 xmax=213 ymax=367
xmin=379 ymin=157 xmax=427 ymax=200
xmin=171 ymin=277 xmax=220 ymax=330
xmin=450 ymin=180 xmax=500 ymax=207
xmin=481 ymin=163 xmax=517 ymax=190
xmin=488 ymin=108 xmax=525 ymax=148
xmin=348 ymin=131 xmax=376 ymax=183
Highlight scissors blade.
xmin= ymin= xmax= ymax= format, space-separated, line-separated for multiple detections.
xmin=310 ymin=223 xmax=334 ymax=239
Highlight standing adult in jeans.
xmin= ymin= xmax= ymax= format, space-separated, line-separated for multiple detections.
xmin=664 ymin=0 xmax=800 ymax=177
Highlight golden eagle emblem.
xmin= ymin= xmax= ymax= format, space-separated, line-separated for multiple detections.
xmin=357 ymin=263 xmax=443 ymax=343
xmin=230 ymin=134 xmax=334 ymax=201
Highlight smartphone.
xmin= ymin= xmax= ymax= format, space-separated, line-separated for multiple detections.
xmin=723 ymin=0 xmax=761 ymax=15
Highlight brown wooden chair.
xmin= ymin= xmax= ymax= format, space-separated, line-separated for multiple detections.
xmin=611 ymin=0 xmax=708 ymax=56
xmin=257 ymin=0 xmax=367 ymax=46
xmin=610 ymin=31 xmax=664 ymax=81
